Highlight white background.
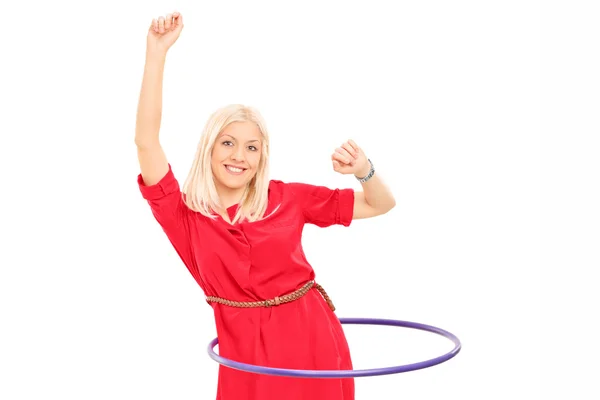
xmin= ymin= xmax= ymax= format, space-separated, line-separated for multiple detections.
xmin=0 ymin=0 xmax=596 ymax=399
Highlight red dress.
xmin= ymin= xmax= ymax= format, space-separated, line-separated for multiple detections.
xmin=138 ymin=164 xmax=355 ymax=400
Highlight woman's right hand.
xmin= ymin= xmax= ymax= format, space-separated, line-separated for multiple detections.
xmin=146 ymin=12 xmax=184 ymax=56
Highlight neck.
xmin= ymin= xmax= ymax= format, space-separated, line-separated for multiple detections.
xmin=216 ymin=184 xmax=247 ymax=210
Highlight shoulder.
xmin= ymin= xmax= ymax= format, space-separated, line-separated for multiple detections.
xmin=268 ymin=179 xmax=310 ymax=197
xmin=268 ymin=179 xmax=286 ymax=188
xmin=268 ymin=179 xmax=299 ymax=192
xmin=268 ymin=179 xmax=353 ymax=201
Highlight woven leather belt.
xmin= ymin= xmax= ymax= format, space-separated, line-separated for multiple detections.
xmin=206 ymin=280 xmax=336 ymax=312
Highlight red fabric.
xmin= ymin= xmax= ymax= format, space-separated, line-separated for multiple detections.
xmin=138 ymin=164 xmax=355 ymax=400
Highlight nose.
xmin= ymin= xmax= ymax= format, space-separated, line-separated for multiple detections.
xmin=231 ymin=146 xmax=245 ymax=162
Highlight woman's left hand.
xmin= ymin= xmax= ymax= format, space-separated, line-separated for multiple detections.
xmin=331 ymin=139 xmax=371 ymax=178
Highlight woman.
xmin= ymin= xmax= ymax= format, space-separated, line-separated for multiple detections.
xmin=135 ymin=12 xmax=396 ymax=400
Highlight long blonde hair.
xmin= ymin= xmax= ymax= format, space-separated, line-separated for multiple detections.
xmin=182 ymin=104 xmax=271 ymax=224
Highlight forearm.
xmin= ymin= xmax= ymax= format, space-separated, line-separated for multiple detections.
xmin=356 ymin=164 xmax=396 ymax=212
xmin=134 ymin=51 xmax=167 ymax=148
xmin=359 ymin=175 xmax=396 ymax=212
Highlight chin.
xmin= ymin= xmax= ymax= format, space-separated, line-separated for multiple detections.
xmin=223 ymin=180 xmax=250 ymax=190
xmin=217 ymin=172 xmax=256 ymax=191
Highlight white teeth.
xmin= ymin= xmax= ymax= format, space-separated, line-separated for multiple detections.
xmin=226 ymin=165 xmax=244 ymax=173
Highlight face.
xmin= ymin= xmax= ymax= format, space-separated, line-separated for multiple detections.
xmin=211 ymin=121 xmax=263 ymax=197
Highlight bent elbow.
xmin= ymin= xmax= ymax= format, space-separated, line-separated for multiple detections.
xmin=374 ymin=200 xmax=396 ymax=217
xmin=384 ymin=198 xmax=396 ymax=214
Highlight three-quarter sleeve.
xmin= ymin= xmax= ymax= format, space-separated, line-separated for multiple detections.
xmin=137 ymin=164 xmax=195 ymax=268
xmin=287 ymin=182 xmax=354 ymax=227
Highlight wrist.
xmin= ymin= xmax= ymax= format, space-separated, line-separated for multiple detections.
xmin=146 ymin=48 xmax=167 ymax=63
xmin=355 ymin=159 xmax=375 ymax=182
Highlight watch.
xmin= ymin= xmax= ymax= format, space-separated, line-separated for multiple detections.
xmin=355 ymin=159 xmax=375 ymax=183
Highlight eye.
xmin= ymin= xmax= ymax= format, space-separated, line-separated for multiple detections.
xmin=248 ymin=145 xmax=258 ymax=151
xmin=222 ymin=140 xmax=233 ymax=146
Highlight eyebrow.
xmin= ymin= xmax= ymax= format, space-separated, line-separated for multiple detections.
xmin=221 ymin=134 xmax=260 ymax=143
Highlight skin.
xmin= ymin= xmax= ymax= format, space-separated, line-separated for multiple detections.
xmin=135 ymin=12 xmax=184 ymax=187
xmin=149 ymin=12 xmax=183 ymax=54
xmin=330 ymin=139 xmax=396 ymax=220
xmin=211 ymin=121 xmax=263 ymax=210
xmin=209 ymin=120 xmax=396 ymax=220
xmin=138 ymin=11 xmax=396 ymax=221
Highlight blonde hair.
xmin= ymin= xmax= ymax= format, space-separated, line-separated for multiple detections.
xmin=182 ymin=104 xmax=270 ymax=224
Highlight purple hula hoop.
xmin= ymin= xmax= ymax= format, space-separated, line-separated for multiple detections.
xmin=207 ymin=317 xmax=461 ymax=378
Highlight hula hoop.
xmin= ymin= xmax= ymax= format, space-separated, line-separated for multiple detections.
xmin=207 ymin=317 xmax=461 ymax=378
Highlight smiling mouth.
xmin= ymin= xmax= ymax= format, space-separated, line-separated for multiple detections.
xmin=224 ymin=164 xmax=247 ymax=175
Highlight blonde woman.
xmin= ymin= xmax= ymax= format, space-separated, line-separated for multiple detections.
xmin=135 ymin=12 xmax=396 ymax=400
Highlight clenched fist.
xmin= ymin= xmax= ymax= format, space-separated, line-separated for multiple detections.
xmin=331 ymin=139 xmax=371 ymax=178
xmin=147 ymin=11 xmax=184 ymax=55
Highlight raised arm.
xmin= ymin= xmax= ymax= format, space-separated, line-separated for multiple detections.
xmin=331 ymin=139 xmax=396 ymax=219
xmin=135 ymin=12 xmax=184 ymax=186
